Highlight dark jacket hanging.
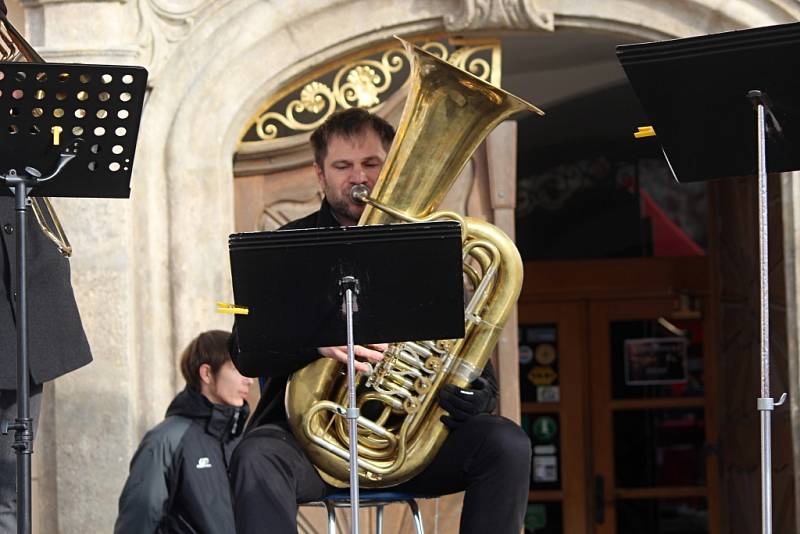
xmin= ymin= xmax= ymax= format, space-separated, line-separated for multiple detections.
xmin=0 ymin=197 xmax=92 ymax=389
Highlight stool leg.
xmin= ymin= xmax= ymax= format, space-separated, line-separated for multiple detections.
xmin=324 ymin=502 xmax=336 ymax=534
xmin=407 ymin=499 xmax=424 ymax=534
xmin=376 ymin=504 xmax=384 ymax=534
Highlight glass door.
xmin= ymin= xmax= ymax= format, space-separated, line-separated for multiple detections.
xmin=589 ymin=298 xmax=719 ymax=534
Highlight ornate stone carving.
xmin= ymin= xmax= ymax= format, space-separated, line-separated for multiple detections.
xmin=134 ymin=0 xmax=217 ymax=83
xmin=445 ymin=0 xmax=554 ymax=32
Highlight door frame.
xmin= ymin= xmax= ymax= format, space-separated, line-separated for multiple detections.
xmin=518 ymin=256 xmax=717 ymax=533
xmin=517 ymin=300 xmax=591 ymax=533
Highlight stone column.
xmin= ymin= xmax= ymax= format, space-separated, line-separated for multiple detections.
xmin=486 ymin=121 xmax=522 ymax=422
xmin=782 ymin=171 xmax=800 ymax=534
xmin=19 ymin=0 xmax=164 ymax=531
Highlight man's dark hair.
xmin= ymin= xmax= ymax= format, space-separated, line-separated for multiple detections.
xmin=179 ymin=330 xmax=232 ymax=390
xmin=310 ymin=107 xmax=395 ymax=167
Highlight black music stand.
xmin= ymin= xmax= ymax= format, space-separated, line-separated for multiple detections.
xmin=229 ymin=221 xmax=465 ymax=534
xmin=617 ymin=22 xmax=800 ymax=534
xmin=0 ymin=62 xmax=147 ymax=534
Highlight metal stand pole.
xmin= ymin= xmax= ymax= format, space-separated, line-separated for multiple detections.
xmin=0 ymin=149 xmax=79 ymax=534
xmin=340 ymin=275 xmax=361 ymax=534
xmin=749 ymin=90 xmax=788 ymax=534
xmin=0 ymin=175 xmax=35 ymax=534
xmin=13 ymin=180 xmax=32 ymax=534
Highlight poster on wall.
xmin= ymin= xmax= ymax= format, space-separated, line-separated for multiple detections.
xmin=624 ymin=337 xmax=688 ymax=385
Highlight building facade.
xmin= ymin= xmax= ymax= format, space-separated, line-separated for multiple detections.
xmin=5 ymin=0 xmax=800 ymax=532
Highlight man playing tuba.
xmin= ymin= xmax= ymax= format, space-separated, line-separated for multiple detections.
xmin=228 ymin=108 xmax=531 ymax=534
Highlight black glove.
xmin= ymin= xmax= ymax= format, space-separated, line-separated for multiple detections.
xmin=0 ymin=1 xmax=6 ymax=16
xmin=438 ymin=376 xmax=497 ymax=430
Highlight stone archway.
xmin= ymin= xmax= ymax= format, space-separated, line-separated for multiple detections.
xmin=148 ymin=0 xmax=800 ymax=369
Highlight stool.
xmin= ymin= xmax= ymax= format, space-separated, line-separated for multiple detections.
xmin=303 ymin=490 xmax=432 ymax=534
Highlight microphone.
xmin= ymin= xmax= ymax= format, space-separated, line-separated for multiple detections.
xmin=350 ymin=184 xmax=370 ymax=204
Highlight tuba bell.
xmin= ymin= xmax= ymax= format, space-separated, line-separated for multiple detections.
xmin=1 ymin=11 xmax=73 ymax=256
xmin=285 ymin=38 xmax=543 ymax=488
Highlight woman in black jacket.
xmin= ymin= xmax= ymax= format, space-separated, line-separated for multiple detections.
xmin=114 ymin=330 xmax=253 ymax=534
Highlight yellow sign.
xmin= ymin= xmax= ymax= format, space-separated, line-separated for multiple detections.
xmin=528 ymin=366 xmax=557 ymax=386
xmin=534 ymin=343 xmax=557 ymax=365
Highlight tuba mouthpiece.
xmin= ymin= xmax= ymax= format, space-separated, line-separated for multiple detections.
xmin=350 ymin=184 xmax=370 ymax=204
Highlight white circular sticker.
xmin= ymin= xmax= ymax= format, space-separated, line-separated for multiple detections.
xmin=519 ymin=345 xmax=534 ymax=365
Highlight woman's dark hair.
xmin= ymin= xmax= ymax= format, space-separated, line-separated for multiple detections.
xmin=179 ymin=330 xmax=232 ymax=390
xmin=310 ymin=107 xmax=395 ymax=167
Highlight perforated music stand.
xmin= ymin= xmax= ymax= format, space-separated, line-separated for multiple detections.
xmin=0 ymin=63 xmax=146 ymax=197
xmin=0 ymin=61 xmax=147 ymax=534
xmin=229 ymin=220 xmax=465 ymax=534
xmin=617 ymin=21 xmax=800 ymax=534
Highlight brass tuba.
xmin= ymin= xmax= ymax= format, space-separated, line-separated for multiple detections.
xmin=285 ymin=38 xmax=543 ymax=488
xmin=1 ymin=11 xmax=73 ymax=256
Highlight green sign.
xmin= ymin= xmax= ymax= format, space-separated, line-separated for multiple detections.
xmin=532 ymin=416 xmax=558 ymax=442
xmin=525 ymin=504 xmax=547 ymax=530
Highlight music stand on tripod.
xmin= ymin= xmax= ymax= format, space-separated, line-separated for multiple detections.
xmin=0 ymin=62 xmax=147 ymax=534
xmin=617 ymin=21 xmax=800 ymax=534
xmin=229 ymin=220 xmax=465 ymax=534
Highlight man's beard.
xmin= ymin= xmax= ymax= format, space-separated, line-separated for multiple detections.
xmin=326 ymin=189 xmax=364 ymax=226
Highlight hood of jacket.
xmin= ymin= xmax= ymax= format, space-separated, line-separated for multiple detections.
xmin=165 ymin=386 xmax=249 ymax=441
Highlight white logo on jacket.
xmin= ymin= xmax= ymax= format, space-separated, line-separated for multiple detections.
xmin=196 ymin=457 xmax=212 ymax=469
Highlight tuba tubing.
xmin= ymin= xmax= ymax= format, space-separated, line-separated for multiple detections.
xmin=285 ymin=38 xmax=542 ymax=488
